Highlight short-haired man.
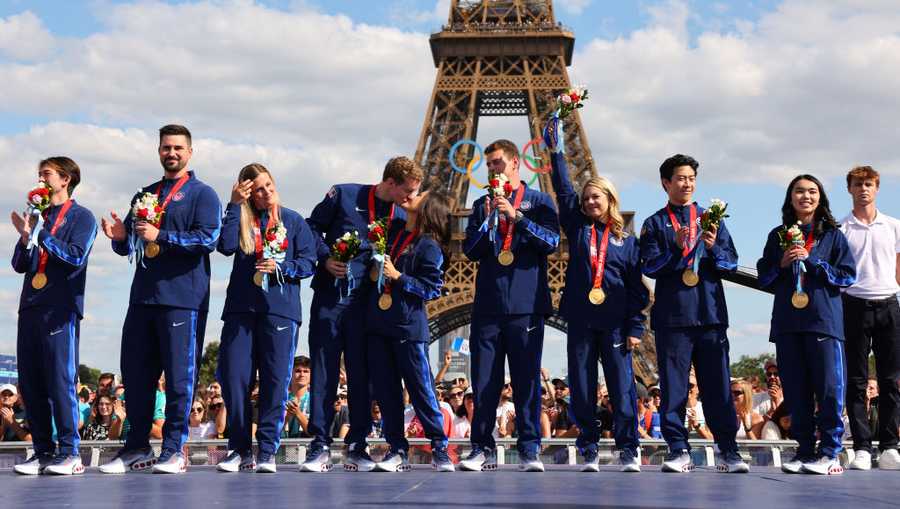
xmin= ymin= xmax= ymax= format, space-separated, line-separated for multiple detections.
xmin=301 ymin=157 xmax=421 ymax=472
xmin=97 ymin=372 xmax=117 ymax=397
xmin=840 ymin=165 xmax=900 ymax=470
xmin=458 ymin=139 xmax=560 ymax=472
xmin=99 ymin=125 xmax=221 ymax=474
xmin=639 ymin=154 xmax=748 ymax=473
xmin=11 ymin=156 xmax=97 ymax=475
xmin=284 ymin=355 xmax=312 ymax=438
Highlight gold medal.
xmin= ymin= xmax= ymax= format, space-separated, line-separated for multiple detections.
xmin=498 ymin=250 xmax=514 ymax=266
xmin=791 ymin=291 xmax=809 ymax=309
xmin=588 ymin=287 xmax=606 ymax=305
xmin=682 ymin=269 xmax=699 ymax=287
xmin=31 ymin=273 xmax=48 ymax=290
xmin=253 ymin=271 xmax=265 ymax=287
xmin=370 ymin=266 xmax=379 ymax=282
xmin=378 ymin=293 xmax=393 ymax=310
xmin=145 ymin=241 xmax=160 ymax=258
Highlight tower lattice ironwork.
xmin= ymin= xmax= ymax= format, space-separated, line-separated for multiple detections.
xmin=416 ymin=0 xmax=657 ymax=382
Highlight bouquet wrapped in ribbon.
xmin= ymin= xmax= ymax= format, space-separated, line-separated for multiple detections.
xmin=368 ymin=219 xmax=389 ymax=292
xmin=129 ymin=191 xmax=164 ymax=265
xmin=685 ymin=199 xmax=730 ymax=285
xmin=556 ymin=86 xmax=589 ymax=119
xmin=777 ymin=221 xmax=811 ymax=308
xmin=256 ymin=221 xmax=288 ymax=292
xmin=24 ymin=183 xmax=52 ymax=250
xmin=331 ymin=230 xmax=361 ymax=301
xmin=485 ymin=172 xmax=513 ymax=243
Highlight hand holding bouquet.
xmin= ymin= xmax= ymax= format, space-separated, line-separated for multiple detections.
xmin=23 ymin=182 xmax=53 ymax=250
xmin=701 ymin=198 xmax=729 ymax=231
xmin=777 ymin=222 xmax=804 ymax=251
xmin=557 ymin=86 xmax=589 ymax=119
xmin=132 ymin=192 xmax=164 ymax=226
xmin=331 ymin=230 xmax=361 ymax=263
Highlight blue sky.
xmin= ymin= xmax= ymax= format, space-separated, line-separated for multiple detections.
xmin=1 ymin=0 xmax=898 ymax=376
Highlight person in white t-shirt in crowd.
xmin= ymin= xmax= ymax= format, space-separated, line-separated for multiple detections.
xmin=685 ymin=376 xmax=713 ymax=440
xmin=839 ymin=165 xmax=900 ymax=471
xmin=187 ymin=398 xmax=217 ymax=440
xmin=495 ymin=379 xmax=515 ymax=439
xmin=753 ymin=360 xmax=785 ymax=420
xmin=447 ymin=387 xmax=470 ymax=438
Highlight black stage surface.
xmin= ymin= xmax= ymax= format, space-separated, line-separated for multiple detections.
xmin=3 ymin=465 xmax=899 ymax=508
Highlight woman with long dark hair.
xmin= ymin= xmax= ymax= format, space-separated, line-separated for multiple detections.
xmin=364 ymin=179 xmax=455 ymax=473
xmin=757 ymin=174 xmax=856 ymax=475
xmin=542 ymin=117 xmax=650 ymax=472
xmin=216 ymin=163 xmax=317 ymax=473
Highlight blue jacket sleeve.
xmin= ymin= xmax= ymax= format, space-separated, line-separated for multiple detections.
xmin=38 ymin=210 xmax=98 ymax=269
xmin=640 ymin=218 xmax=684 ymax=278
xmin=756 ymin=229 xmax=785 ymax=290
xmin=516 ymin=195 xmax=560 ymax=255
xmin=810 ymin=230 xmax=857 ymax=288
xmin=306 ymin=186 xmax=340 ymax=263
xmin=157 ymin=186 xmax=222 ymax=255
xmin=624 ymin=239 xmax=650 ymax=338
xmin=396 ymin=241 xmax=444 ymax=301
xmin=706 ymin=221 xmax=738 ymax=273
xmin=111 ymin=193 xmax=138 ymax=256
xmin=216 ymin=202 xmax=242 ymax=256
xmin=281 ymin=216 xmax=317 ymax=282
xmin=546 ymin=152 xmax=580 ymax=230
xmin=463 ymin=198 xmax=492 ymax=261
xmin=11 ymin=241 xmax=37 ymax=274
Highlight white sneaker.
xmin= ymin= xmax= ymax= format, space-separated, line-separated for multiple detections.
xmin=375 ymin=450 xmax=410 ymax=472
xmin=716 ymin=451 xmax=749 ymax=473
xmin=256 ymin=453 xmax=276 ymax=473
xmin=43 ymin=455 xmax=85 ymax=475
xmin=459 ymin=447 xmax=497 ymax=472
xmin=781 ymin=454 xmax=813 ymax=474
xmin=152 ymin=449 xmax=187 ymax=474
xmin=99 ymin=448 xmax=157 ymax=474
xmin=849 ymin=450 xmax=872 ymax=470
xmin=661 ymin=451 xmax=693 ymax=473
xmin=217 ymin=451 xmax=256 ymax=472
xmin=518 ymin=450 xmax=544 ymax=472
xmin=299 ymin=443 xmax=333 ymax=473
xmin=13 ymin=453 xmax=54 ymax=475
xmin=801 ymin=456 xmax=844 ymax=475
xmin=344 ymin=444 xmax=377 ymax=472
xmin=618 ymin=449 xmax=641 ymax=473
xmin=879 ymin=449 xmax=900 ymax=470
xmin=581 ymin=448 xmax=599 ymax=472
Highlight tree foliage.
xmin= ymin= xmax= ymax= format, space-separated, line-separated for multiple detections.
xmin=198 ymin=341 xmax=220 ymax=388
xmin=729 ymin=353 xmax=775 ymax=382
xmin=78 ymin=364 xmax=101 ymax=388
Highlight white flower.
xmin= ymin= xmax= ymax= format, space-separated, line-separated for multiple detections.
xmin=560 ymin=94 xmax=572 ymax=104
xmin=31 ymin=194 xmax=43 ymax=204
xmin=342 ymin=232 xmax=351 ymax=240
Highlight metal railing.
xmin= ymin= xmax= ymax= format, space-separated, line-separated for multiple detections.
xmin=0 ymin=438 xmax=867 ymax=470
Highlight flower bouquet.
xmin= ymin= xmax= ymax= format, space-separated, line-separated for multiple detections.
xmin=24 ymin=182 xmax=52 ymax=250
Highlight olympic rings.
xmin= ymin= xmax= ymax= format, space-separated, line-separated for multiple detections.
xmin=449 ymin=139 xmax=483 ymax=174
xmin=521 ymin=138 xmax=552 ymax=174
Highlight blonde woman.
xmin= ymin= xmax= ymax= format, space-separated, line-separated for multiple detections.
xmin=543 ymin=118 xmax=650 ymax=472
xmin=731 ymin=380 xmax=763 ymax=439
xmin=215 ymin=163 xmax=317 ymax=473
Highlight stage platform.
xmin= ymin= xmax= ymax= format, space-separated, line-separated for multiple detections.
xmin=4 ymin=465 xmax=899 ymax=508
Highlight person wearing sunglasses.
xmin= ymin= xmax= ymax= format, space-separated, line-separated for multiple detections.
xmin=731 ymin=380 xmax=763 ymax=440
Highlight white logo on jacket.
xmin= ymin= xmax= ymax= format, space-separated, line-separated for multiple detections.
xmin=519 ymin=201 xmax=532 ymax=211
xmin=172 ymin=191 xmax=185 ymax=202
xmin=611 ymin=236 xmax=624 ymax=247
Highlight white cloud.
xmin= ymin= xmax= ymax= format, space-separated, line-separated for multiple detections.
xmin=557 ymin=0 xmax=592 ymax=15
xmin=571 ymin=0 xmax=900 ymax=185
xmin=0 ymin=11 xmax=55 ymax=61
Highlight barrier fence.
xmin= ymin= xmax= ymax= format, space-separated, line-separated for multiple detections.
xmin=0 ymin=438 xmax=872 ymax=470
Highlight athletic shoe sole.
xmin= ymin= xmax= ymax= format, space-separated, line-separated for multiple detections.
xmin=44 ymin=464 xmax=85 ymax=475
xmin=661 ymin=463 xmax=694 ymax=473
xmin=300 ymin=462 xmax=333 ymax=473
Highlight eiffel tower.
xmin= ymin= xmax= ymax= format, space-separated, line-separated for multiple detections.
xmin=414 ymin=0 xmax=658 ymax=381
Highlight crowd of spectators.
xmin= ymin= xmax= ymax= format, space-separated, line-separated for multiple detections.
xmin=1 ymin=354 xmax=895 ymax=458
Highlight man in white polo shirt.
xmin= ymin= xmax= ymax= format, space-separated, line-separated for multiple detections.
xmin=840 ymin=165 xmax=900 ymax=471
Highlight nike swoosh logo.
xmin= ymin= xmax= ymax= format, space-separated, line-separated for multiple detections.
xmin=817 ymin=337 xmax=829 ymax=342
xmin=277 ymin=326 xmax=289 ymax=331
xmin=612 ymin=342 xmax=624 ymax=348
xmin=665 ymin=223 xmax=673 ymax=227
xmin=526 ymin=326 xmax=537 ymax=332
xmin=355 ymin=207 xmax=366 ymax=212
xmin=172 ymin=321 xmax=185 ymax=327
xmin=50 ymin=329 xmax=64 ymax=336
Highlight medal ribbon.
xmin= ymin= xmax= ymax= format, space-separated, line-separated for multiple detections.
xmin=153 ymin=173 xmax=191 ymax=226
xmin=500 ymin=185 xmax=526 ymax=253
xmin=253 ymin=214 xmax=266 ymax=261
xmin=35 ymin=199 xmax=74 ymax=277
xmin=667 ymin=203 xmax=698 ymax=265
xmin=382 ymin=229 xmax=418 ymax=297
xmin=368 ymin=184 xmax=395 ymax=225
xmin=794 ymin=228 xmax=815 ymax=295
xmin=590 ymin=222 xmax=611 ymax=291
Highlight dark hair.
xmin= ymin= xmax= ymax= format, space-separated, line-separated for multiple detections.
xmin=40 ymin=156 xmax=81 ymax=195
xmin=293 ymin=355 xmax=311 ymax=369
xmin=485 ymin=139 xmax=519 ymax=162
xmin=659 ymin=154 xmax=699 ymax=181
xmin=780 ymin=174 xmax=839 ymax=237
xmin=159 ymin=124 xmax=192 ymax=146
xmin=416 ymin=184 xmax=452 ymax=250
